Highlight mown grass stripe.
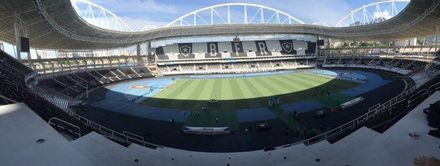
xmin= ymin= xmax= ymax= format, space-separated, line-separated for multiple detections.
xmin=246 ymin=77 xmax=273 ymax=96
xmin=221 ymin=78 xmax=235 ymax=100
xmin=282 ymin=74 xmax=325 ymax=91
xmin=295 ymin=73 xmax=329 ymax=85
xmin=229 ymin=78 xmax=246 ymax=99
xmin=198 ymin=79 xmax=215 ymax=100
xmin=167 ymin=79 xmax=204 ymax=109
xmin=269 ymin=75 xmax=302 ymax=93
xmin=241 ymin=78 xmax=264 ymax=97
xmin=156 ymin=79 xmax=190 ymax=98
xmin=278 ymin=75 xmax=308 ymax=91
xmin=253 ymin=77 xmax=283 ymax=95
xmin=146 ymin=79 xmax=191 ymax=107
xmin=211 ymin=79 xmax=222 ymax=99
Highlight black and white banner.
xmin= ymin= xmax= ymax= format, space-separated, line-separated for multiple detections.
xmin=155 ymin=47 xmax=169 ymax=60
xmin=178 ymin=43 xmax=195 ymax=59
xmin=305 ymin=41 xmax=317 ymax=54
xmin=279 ymin=40 xmax=297 ymax=55
xmin=230 ymin=41 xmax=246 ymax=57
xmin=205 ymin=42 xmax=222 ymax=58
xmin=255 ymin=41 xmax=271 ymax=56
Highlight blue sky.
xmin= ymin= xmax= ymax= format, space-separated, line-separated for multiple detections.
xmin=89 ymin=0 xmax=407 ymax=30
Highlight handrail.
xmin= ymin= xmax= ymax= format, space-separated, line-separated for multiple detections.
xmin=66 ymin=109 xmax=161 ymax=148
xmin=23 ymin=55 xmax=439 ymax=151
xmin=48 ymin=117 xmax=81 ymax=138
xmin=47 ymin=70 xmax=439 ymax=150
xmin=0 ymin=95 xmax=18 ymax=104
xmin=299 ymin=72 xmax=439 ymax=147
xmin=303 ymin=89 xmax=409 ymax=145
xmin=26 ymin=84 xmax=162 ymax=148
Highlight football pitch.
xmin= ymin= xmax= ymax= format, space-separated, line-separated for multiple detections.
xmin=139 ymin=72 xmax=359 ymax=129
xmin=143 ymin=72 xmax=358 ymax=111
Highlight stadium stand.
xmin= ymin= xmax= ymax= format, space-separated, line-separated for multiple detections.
xmin=426 ymin=100 xmax=440 ymax=138
xmin=156 ymin=40 xmax=312 ymax=61
xmin=153 ymin=40 xmax=320 ymax=75
xmin=0 ymin=49 xmax=160 ymax=148
xmin=158 ymin=59 xmax=316 ymax=75
xmin=0 ymin=50 xmax=86 ymax=136
xmin=323 ymin=56 xmax=429 ymax=75
xmin=1 ymin=0 xmax=440 ymax=164
xmin=37 ymin=66 xmax=154 ymax=99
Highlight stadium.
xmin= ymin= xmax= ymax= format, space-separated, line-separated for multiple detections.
xmin=0 ymin=0 xmax=440 ymax=165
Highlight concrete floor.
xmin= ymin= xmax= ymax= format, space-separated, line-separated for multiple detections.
xmin=1 ymin=91 xmax=439 ymax=166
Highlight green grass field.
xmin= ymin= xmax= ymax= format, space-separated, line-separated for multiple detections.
xmin=142 ymin=72 xmax=358 ymax=129
xmin=153 ymin=73 xmax=335 ymax=100
xmin=144 ymin=72 xmax=357 ymax=110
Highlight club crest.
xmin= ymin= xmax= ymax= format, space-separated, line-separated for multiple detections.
xmin=281 ymin=42 xmax=293 ymax=53
xmin=179 ymin=45 xmax=192 ymax=56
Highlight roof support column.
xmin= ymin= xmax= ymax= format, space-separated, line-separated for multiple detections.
xmin=315 ymin=34 xmax=319 ymax=69
xmin=146 ymin=41 xmax=154 ymax=64
xmin=136 ymin=43 xmax=143 ymax=65
xmin=14 ymin=13 xmax=33 ymax=69
xmin=136 ymin=43 xmax=141 ymax=56
xmin=14 ymin=14 xmax=21 ymax=60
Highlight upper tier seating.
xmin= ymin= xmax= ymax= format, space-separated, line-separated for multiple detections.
xmin=323 ymin=57 xmax=428 ymax=75
xmin=158 ymin=59 xmax=316 ymax=75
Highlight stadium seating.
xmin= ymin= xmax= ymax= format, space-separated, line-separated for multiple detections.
xmin=0 ymin=50 xmax=89 ymax=133
xmin=426 ymin=101 xmax=440 ymax=134
xmin=323 ymin=57 xmax=428 ymax=75
xmin=38 ymin=66 xmax=154 ymax=99
xmin=158 ymin=59 xmax=316 ymax=75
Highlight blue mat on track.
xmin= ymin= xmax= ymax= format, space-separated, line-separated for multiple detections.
xmin=280 ymin=101 xmax=323 ymax=113
xmin=236 ymin=108 xmax=277 ymax=123
xmin=337 ymin=70 xmax=390 ymax=96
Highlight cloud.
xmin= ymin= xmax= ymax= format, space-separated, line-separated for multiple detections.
xmin=121 ymin=17 xmax=168 ymax=31
xmin=242 ymin=0 xmax=353 ymax=26
xmin=92 ymin=0 xmax=179 ymax=15
xmin=86 ymin=0 xmax=390 ymax=30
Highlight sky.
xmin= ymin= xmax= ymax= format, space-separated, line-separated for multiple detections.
xmin=88 ymin=0 xmax=404 ymax=31
xmin=3 ymin=0 xmax=410 ymax=58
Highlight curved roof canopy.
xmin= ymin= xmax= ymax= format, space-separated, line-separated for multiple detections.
xmin=0 ymin=0 xmax=439 ymax=50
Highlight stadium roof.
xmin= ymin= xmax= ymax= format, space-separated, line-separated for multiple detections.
xmin=0 ymin=0 xmax=439 ymax=50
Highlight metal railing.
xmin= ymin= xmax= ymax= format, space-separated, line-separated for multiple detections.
xmin=32 ymin=87 xmax=161 ymax=148
xmin=301 ymin=87 xmax=413 ymax=145
xmin=0 ymin=95 xmax=18 ymax=104
xmin=300 ymin=75 xmax=439 ymax=146
xmin=65 ymin=110 xmax=160 ymax=148
xmin=36 ymin=71 xmax=440 ymax=150
xmin=24 ymin=58 xmax=440 ymax=151
xmin=24 ymin=69 xmax=161 ymax=148
xmin=48 ymin=117 xmax=81 ymax=138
